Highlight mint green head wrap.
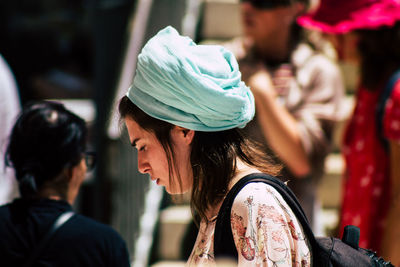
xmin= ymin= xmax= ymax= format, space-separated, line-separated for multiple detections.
xmin=126 ymin=26 xmax=255 ymax=131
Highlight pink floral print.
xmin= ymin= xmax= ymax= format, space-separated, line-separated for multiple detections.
xmin=187 ymin=182 xmax=311 ymax=266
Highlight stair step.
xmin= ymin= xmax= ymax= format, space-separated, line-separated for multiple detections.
xmin=157 ymin=205 xmax=192 ymax=260
xmin=202 ymin=0 xmax=241 ymax=40
xmin=150 ymin=261 xmax=186 ymax=267
xmin=319 ymin=153 xmax=344 ymax=209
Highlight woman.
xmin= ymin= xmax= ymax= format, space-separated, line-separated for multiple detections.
xmin=298 ymin=0 xmax=400 ymax=263
xmin=119 ymin=26 xmax=311 ymax=266
xmin=1 ymin=101 xmax=130 ymax=266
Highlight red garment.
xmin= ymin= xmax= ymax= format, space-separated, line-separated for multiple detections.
xmin=384 ymin=82 xmax=400 ymax=143
xmin=340 ymin=81 xmax=400 ymax=253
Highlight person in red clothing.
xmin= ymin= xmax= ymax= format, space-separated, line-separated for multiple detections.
xmin=298 ymin=0 xmax=400 ymax=264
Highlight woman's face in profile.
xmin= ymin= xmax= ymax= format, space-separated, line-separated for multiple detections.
xmin=124 ymin=117 xmax=193 ymax=194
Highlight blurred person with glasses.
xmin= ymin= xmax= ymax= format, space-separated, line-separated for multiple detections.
xmin=0 ymin=101 xmax=130 ymax=267
xmin=222 ymin=0 xmax=345 ymax=230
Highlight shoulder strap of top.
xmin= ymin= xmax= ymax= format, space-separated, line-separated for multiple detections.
xmin=23 ymin=211 xmax=75 ymax=267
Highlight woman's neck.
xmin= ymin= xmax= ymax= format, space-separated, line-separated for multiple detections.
xmin=229 ymin=159 xmax=260 ymax=190
xmin=38 ymin=188 xmax=72 ymax=204
xmin=204 ymin=160 xmax=260 ymax=223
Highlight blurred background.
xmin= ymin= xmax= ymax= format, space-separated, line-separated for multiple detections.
xmin=0 ymin=0 xmax=357 ymax=266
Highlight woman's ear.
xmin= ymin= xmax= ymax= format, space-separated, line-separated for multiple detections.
xmin=173 ymin=126 xmax=195 ymax=145
xmin=64 ymin=166 xmax=74 ymax=182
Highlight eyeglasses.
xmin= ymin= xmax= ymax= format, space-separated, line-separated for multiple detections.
xmin=84 ymin=151 xmax=96 ymax=171
xmin=241 ymin=0 xmax=292 ymax=9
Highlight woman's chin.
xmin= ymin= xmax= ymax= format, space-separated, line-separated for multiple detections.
xmin=165 ymin=186 xmax=189 ymax=195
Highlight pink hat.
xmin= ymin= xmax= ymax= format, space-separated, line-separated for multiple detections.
xmin=297 ymin=0 xmax=400 ymax=34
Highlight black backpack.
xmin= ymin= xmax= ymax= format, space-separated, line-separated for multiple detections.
xmin=214 ymin=173 xmax=394 ymax=266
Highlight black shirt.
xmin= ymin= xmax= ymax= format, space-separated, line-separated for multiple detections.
xmin=0 ymin=198 xmax=130 ymax=267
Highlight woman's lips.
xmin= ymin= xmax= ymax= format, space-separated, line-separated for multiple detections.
xmin=151 ymin=177 xmax=160 ymax=185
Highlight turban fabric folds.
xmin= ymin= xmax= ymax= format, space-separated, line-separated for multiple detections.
xmin=127 ymin=26 xmax=255 ymax=131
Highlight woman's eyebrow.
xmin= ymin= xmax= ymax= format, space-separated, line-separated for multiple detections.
xmin=131 ymin=138 xmax=140 ymax=147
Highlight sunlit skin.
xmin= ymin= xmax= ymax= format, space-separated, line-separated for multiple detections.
xmin=124 ymin=117 xmax=194 ymax=194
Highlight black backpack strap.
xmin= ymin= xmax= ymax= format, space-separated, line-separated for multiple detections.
xmin=376 ymin=69 xmax=400 ymax=150
xmin=214 ymin=173 xmax=319 ymax=263
xmin=23 ymin=211 xmax=75 ymax=267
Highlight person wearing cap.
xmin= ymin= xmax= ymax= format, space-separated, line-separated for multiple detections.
xmin=298 ymin=0 xmax=400 ymax=263
xmin=222 ymin=0 xmax=345 ymax=231
xmin=119 ymin=26 xmax=311 ymax=266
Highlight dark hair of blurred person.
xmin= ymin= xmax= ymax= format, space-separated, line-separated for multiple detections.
xmin=6 ymin=101 xmax=87 ymax=202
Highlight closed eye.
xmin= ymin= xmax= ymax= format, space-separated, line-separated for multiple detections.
xmin=131 ymin=138 xmax=139 ymax=148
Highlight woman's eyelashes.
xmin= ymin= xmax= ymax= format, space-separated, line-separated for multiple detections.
xmin=138 ymin=145 xmax=146 ymax=152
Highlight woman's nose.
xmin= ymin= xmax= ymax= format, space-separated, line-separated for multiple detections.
xmin=137 ymin=155 xmax=148 ymax=174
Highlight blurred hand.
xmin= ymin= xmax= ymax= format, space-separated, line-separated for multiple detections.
xmin=246 ymin=65 xmax=276 ymax=100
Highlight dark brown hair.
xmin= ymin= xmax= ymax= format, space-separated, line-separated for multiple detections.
xmin=357 ymin=21 xmax=400 ymax=90
xmin=119 ymin=96 xmax=281 ymax=223
xmin=5 ymin=101 xmax=87 ymax=199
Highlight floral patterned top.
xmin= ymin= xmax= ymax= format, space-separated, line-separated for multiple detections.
xmin=340 ymin=80 xmax=400 ymax=253
xmin=187 ymin=182 xmax=311 ymax=266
